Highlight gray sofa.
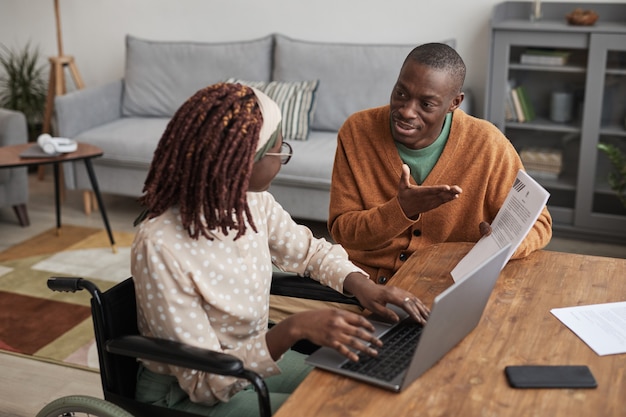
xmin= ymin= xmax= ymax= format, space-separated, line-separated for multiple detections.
xmin=0 ymin=108 xmax=29 ymax=226
xmin=56 ymin=34 xmax=467 ymax=222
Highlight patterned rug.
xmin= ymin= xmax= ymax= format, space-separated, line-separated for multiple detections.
xmin=0 ymin=225 xmax=135 ymax=372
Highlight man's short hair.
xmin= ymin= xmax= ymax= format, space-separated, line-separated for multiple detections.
xmin=405 ymin=43 xmax=466 ymax=93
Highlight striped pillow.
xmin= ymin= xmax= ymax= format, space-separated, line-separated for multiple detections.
xmin=226 ymin=79 xmax=319 ymax=140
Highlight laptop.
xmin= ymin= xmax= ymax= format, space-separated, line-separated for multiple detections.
xmin=305 ymin=243 xmax=511 ymax=392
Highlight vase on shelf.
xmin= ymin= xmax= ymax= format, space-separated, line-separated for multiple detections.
xmin=530 ymin=0 xmax=542 ymax=22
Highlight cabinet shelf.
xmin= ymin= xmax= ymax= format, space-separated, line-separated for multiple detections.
xmin=506 ymin=118 xmax=581 ymax=133
xmin=486 ymin=1 xmax=626 ymax=242
xmin=509 ymin=63 xmax=586 ymax=73
xmin=594 ymin=182 xmax=620 ymax=195
xmin=536 ymin=175 xmax=576 ymax=191
xmin=600 ymin=125 xmax=626 ymax=137
xmin=606 ymin=68 xmax=626 ymax=76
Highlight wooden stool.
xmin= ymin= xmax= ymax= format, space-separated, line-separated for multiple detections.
xmin=38 ymin=55 xmax=85 ymax=202
xmin=42 ymin=55 xmax=84 ymax=135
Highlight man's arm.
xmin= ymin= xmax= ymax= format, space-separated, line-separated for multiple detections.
xmin=329 ymin=139 xmax=463 ymax=250
xmin=483 ymin=133 xmax=553 ymax=259
xmin=328 ymin=131 xmax=416 ymax=251
xmin=512 ymin=204 xmax=552 ymax=258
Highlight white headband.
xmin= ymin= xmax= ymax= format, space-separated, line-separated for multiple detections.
xmin=250 ymin=87 xmax=282 ymax=153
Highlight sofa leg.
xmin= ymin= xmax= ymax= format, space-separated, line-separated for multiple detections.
xmin=83 ymin=190 xmax=92 ymax=215
xmin=83 ymin=190 xmax=98 ymax=215
xmin=12 ymin=204 xmax=30 ymax=227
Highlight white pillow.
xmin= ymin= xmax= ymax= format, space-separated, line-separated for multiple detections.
xmin=226 ymin=79 xmax=319 ymax=141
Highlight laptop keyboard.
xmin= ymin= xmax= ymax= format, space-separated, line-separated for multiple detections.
xmin=340 ymin=319 xmax=424 ymax=382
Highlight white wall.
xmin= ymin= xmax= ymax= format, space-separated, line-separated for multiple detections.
xmin=0 ymin=0 xmax=620 ymax=117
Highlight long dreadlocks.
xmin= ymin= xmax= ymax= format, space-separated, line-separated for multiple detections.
xmin=139 ymin=82 xmax=262 ymax=240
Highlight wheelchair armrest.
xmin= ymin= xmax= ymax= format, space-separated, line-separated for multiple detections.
xmin=106 ymin=335 xmax=244 ymax=376
xmin=107 ymin=335 xmax=271 ymax=417
xmin=270 ymin=272 xmax=361 ymax=307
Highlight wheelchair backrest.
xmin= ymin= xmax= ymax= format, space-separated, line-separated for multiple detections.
xmin=91 ymin=277 xmax=140 ymax=399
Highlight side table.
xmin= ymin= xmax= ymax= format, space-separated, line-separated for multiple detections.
xmin=0 ymin=142 xmax=117 ymax=253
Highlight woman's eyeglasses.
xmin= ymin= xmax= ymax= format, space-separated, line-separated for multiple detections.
xmin=265 ymin=142 xmax=293 ymax=165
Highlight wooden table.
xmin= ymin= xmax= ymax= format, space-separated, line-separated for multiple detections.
xmin=0 ymin=142 xmax=116 ymax=252
xmin=275 ymin=243 xmax=626 ymax=417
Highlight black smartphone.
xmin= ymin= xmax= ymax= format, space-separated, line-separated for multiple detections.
xmin=505 ymin=365 xmax=597 ymax=389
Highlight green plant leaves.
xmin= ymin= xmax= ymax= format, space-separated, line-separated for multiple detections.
xmin=0 ymin=42 xmax=48 ymax=137
xmin=598 ymin=142 xmax=626 ymax=208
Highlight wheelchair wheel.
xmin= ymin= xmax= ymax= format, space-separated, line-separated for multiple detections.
xmin=36 ymin=395 xmax=134 ymax=417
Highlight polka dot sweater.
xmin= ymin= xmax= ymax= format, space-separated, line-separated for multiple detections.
xmin=131 ymin=191 xmax=366 ymax=405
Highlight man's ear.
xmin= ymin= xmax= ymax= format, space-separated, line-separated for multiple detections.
xmin=448 ymin=92 xmax=465 ymax=112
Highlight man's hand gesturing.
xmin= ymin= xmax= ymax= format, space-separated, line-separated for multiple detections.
xmin=397 ymin=164 xmax=462 ymax=219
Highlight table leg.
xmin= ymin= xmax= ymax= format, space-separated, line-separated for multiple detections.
xmin=83 ymin=158 xmax=117 ymax=253
xmin=53 ymin=162 xmax=61 ymax=235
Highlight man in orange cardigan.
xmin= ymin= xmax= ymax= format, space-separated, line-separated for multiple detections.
xmin=329 ymin=43 xmax=552 ymax=285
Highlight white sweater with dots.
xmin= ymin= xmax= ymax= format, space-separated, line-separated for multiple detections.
xmin=131 ymin=191 xmax=365 ymax=405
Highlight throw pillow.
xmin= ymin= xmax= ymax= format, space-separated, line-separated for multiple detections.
xmin=225 ymin=78 xmax=319 ymax=141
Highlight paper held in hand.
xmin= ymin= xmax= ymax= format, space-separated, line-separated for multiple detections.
xmin=451 ymin=170 xmax=549 ymax=281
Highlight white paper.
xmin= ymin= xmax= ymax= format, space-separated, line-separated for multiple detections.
xmin=451 ymin=170 xmax=549 ymax=281
xmin=551 ymin=302 xmax=626 ymax=356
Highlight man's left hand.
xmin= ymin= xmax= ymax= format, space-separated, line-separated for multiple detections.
xmin=479 ymin=221 xmax=492 ymax=237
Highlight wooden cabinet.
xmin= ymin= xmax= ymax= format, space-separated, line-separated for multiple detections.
xmin=485 ymin=1 xmax=626 ymax=242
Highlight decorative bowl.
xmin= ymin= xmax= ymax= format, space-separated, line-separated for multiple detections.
xmin=566 ymin=8 xmax=599 ymax=26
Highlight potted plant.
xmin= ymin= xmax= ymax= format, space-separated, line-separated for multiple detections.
xmin=0 ymin=42 xmax=48 ymax=141
xmin=597 ymin=142 xmax=626 ymax=209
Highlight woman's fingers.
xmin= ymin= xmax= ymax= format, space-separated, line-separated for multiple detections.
xmin=313 ymin=310 xmax=382 ymax=361
xmin=402 ymin=296 xmax=430 ymax=323
xmin=333 ymin=333 xmax=381 ymax=362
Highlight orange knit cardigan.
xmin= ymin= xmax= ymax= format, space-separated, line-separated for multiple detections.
xmin=329 ymin=106 xmax=552 ymax=283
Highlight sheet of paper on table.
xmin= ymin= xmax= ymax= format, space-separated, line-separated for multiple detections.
xmin=551 ymin=301 xmax=626 ymax=356
xmin=451 ymin=169 xmax=549 ymax=281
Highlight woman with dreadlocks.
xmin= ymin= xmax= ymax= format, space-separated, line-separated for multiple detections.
xmin=131 ymin=82 xmax=429 ymax=416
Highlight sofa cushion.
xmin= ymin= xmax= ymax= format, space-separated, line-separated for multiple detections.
xmin=74 ymin=118 xmax=170 ymax=168
xmin=275 ymin=131 xmax=338 ymax=189
xmin=122 ymin=35 xmax=273 ymax=118
xmin=272 ymin=34 xmax=456 ymax=132
xmin=226 ymin=78 xmax=319 ymax=141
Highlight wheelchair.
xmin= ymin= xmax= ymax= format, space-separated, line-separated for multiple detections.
xmin=37 ymin=273 xmax=361 ymax=417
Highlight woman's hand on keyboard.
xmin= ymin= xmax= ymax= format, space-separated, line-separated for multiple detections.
xmin=344 ymin=272 xmax=430 ymax=325
xmin=267 ymin=308 xmax=383 ymax=362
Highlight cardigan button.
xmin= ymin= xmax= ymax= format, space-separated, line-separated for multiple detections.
xmin=413 ymin=229 xmax=422 ymax=237
xmin=377 ymin=276 xmax=388 ymax=285
xmin=399 ymin=252 xmax=408 ymax=261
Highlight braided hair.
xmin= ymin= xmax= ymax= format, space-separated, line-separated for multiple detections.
xmin=139 ymin=82 xmax=262 ymax=240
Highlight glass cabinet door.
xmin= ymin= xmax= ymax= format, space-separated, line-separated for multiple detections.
xmin=488 ymin=30 xmax=590 ymax=227
xmin=576 ymin=33 xmax=626 ymax=236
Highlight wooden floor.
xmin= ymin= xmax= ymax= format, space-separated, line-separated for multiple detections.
xmin=0 ymin=352 xmax=102 ymax=417
xmin=0 ymin=170 xmax=137 ymax=416
xmin=1 ymin=170 xmax=625 ymax=416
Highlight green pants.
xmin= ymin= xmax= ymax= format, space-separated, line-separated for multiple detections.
xmin=135 ymin=349 xmax=312 ymax=417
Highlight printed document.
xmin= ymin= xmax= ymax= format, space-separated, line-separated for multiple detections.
xmin=451 ymin=170 xmax=549 ymax=281
xmin=551 ymin=302 xmax=626 ymax=356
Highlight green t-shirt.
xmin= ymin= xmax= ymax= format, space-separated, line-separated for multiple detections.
xmin=395 ymin=112 xmax=452 ymax=184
